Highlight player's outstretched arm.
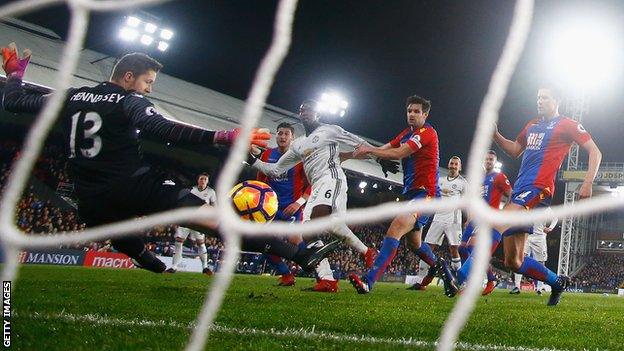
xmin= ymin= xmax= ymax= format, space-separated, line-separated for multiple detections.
xmin=578 ymin=139 xmax=602 ymax=199
xmin=493 ymin=125 xmax=524 ymax=158
xmin=124 ymin=95 xmax=269 ymax=147
xmin=247 ymin=148 xmax=300 ymax=178
xmin=355 ymin=143 xmax=412 ymax=160
xmin=1 ymin=43 xmax=48 ymax=114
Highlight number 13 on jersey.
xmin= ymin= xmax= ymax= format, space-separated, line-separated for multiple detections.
xmin=69 ymin=111 xmax=103 ymax=158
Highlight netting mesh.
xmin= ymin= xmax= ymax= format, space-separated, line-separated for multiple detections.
xmin=2 ymin=0 xmax=622 ymax=350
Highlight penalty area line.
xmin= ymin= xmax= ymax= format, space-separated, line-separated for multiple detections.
xmin=20 ymin=311 xmax=582 ymax=351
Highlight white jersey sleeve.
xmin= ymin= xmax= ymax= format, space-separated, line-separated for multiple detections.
xmin=329 ymin=125 xmax=367 ymax=150
xmin=252 ymin=147 xmax=301 ymax=178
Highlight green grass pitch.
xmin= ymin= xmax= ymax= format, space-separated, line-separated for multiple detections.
xmin=9 ymin=265 xmax=624 ymax=350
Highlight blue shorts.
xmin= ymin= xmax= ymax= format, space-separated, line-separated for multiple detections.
xmin=274 ymin=208 xmax=303 ymax=223
xmin=510 ymin=185 xmax=552 ymax=209
xmin=405 ymin=189 xmax=435 ymax=229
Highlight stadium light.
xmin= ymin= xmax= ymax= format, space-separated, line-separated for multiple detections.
xmin=126 ymin=16 xmax=141 ymax=27
xmin=544 ymin=17 xmax=621 ymax=89
xmin=140 ymin=35 xmax=154 ymax=46
xmin=317 ymin=92 xmax=349 ymax=117
xmin=358 ymin=181 xmax=367 ymax=189
xmin=160 ymin=29 xmax=174 ymax=40
xmin=120 ymin=15 xmax=173 ymax=50
xmin=144 ymin=22 xmax=158 ymax=34
xmin=119 ymin=27 xmax=139 ymax=42
xmin=157 ymin=41 xmax=169 ymax=52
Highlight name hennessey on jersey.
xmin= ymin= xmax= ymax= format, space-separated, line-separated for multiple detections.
xmin=69 ymin=92 xmax=125 ymax=104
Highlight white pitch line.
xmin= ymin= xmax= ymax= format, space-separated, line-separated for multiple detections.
xmin=18 ymin=311 xmax=593 ymax=351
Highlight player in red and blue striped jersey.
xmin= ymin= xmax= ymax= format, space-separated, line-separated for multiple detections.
xmin=458 ymin=150 xmax=512 ymax=295
xmin=457 ymin=87 xmax=602 ymax=305
xmin=346 ymin=95 xmax=457 ymax=296
xmin=257 ymin=122 xmax=312 ymax=287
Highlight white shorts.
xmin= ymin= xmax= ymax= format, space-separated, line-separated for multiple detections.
xmin=303 ymin=175 xmax=347 ymax=221
xmin=524 ymin=234 xmax=547 ymax=262
xmin=425 ymin=221 xmax=462 ymax=246
xmin=175 ymin=227 xmax=205 ymax=241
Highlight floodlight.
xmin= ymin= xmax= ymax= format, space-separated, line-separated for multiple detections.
xmin=144 ymin=22 xmax=158 ymax=34
xmin=119 ymin=27 xmax=139 ymax=41
xmin=126 ymin=16 xmax=141 ymax=27
xmin=157 ymin=41 xmax=169 ymax=52
xmin=140 ymin=35 xmax=154 ymax=46
xmin=545 ymin=18 xmax=621 ymax=88
xmin=358 ymin=181 xmax=367 ymax=189
xmin=318 ymin=91 xmax=349 ymax=117
xmin=160 ymin=29 xmax=174 ymax=40
xmin=360 ymin=189 xmax=365 ymax=194
xmin=372 ymin=183 xmax=378 ymax=189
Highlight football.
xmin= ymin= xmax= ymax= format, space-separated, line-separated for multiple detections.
xmin=228 ymin=180 xmax=279 ymax=222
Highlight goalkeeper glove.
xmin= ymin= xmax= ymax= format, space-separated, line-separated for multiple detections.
xmin=213 ymin=127 xmax=271 ymax=147
xmin=2 ymin=42 xmax=31 ymax=79
xmin=377 ymin=158 xmax=400 ymax=177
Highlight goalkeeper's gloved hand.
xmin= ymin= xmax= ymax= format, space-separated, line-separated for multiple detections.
xmin=213 ymin=128 xmax=271 ymax=147
xmin=2 ymin=42 xmax=31 ymax=79
xmin=377 ymin=158 xmax=400 ymax=177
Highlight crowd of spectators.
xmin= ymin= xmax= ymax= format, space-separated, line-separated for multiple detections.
xmin=573 ymin=253 xmax=624 ymax=289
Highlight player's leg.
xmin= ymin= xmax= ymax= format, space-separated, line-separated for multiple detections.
xmin=168 ymin=226 xmax=189 ymax=272
xmin=193 ymin=232 xmax=212 ymax=275
xmin=504 ymin=228 xmax=567 ymax=305
xmin=412 ymin=222 xmax=444 ymax=288
xmin=455 ymin=220 xmax=505 ymax=287
xmin=446 ymin=223 xmax=463 ymax=271
xmin=533 ymin=235 xmax=548 ymax=294
xmin=349 ymin=213 xmax=412 ymax=293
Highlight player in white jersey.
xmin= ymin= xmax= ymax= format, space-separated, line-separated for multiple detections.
xmin=511 ymin=207 xmax=558 ymax=294
xmin=411 ymin=157 xmax=467 ymax=289
xmin=166 ymin=173 xmax=217 ymax=275
xmin=249 ymin=100 xmax=398 ymax=289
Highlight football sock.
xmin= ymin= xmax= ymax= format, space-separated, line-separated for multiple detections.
xmin=315 ymin=258 xmax=335 ymax=281
xmin=265 ymin=254 xmax=291 ymax=275
xmin=365 ymin=237 xmax=399 ymax=289
xmin=514 ymin=273 xmax=522 ymax=289
xmin=198 ymin=243 xmax=208 ymax=269
xmin=486 ymin=266 xmax=497 ymax=282
xmin=417 ymin=260 xmax=430 ymax=284
xmin=458 ymin=245 xmax=470 ymax=263
xmin=172 ymin=241 xmax=184 ymax=269
xmin=516 ymin=256 xmax=560 ymax=289
xmin=457 ymin=228 xmax=502 ymax=285
xmin=414 ymin=242 xmax=436 ymax=267
xmin=451 ymin=257 xmax=462 ymax=271
xmin=461 ymin=221 xmax=475 ymax=244
xmin=332 ymin=220 xmax=368 ymax=254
